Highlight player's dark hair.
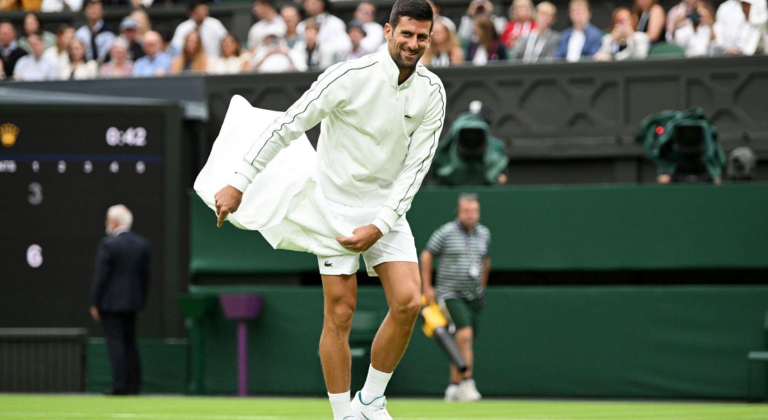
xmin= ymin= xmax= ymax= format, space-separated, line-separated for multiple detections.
xmin=389 ymin=0 xmax=434 ymax=30
xmin=255 ymin=0 xmax=274 ymax=7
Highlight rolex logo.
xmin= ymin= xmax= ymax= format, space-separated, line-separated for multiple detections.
xmin=1 ymin=123 xmax=19 ymax=147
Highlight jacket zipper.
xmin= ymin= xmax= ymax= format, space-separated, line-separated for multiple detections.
xmin=377 ymin=85 xmax=399 ymax=171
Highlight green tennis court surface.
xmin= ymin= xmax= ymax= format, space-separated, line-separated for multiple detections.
xmin=0 ymin=395 xmax=767 ymax=420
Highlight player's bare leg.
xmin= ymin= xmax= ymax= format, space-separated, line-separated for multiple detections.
xmin=352 ymin=261 xmax=420 ymax=418
xmin=320 ymin=273 xmax=357 ymax=392
xmin=372 ymin=261 xmax=422 ymax=372
xmin=320 ymin=273 xmax=359 ymax=419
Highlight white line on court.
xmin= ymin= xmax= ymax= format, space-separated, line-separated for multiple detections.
xmin=0 ymin=413 xmax=279 ymax=420
xmin=1 ymin=413 xmax=766 ymax=420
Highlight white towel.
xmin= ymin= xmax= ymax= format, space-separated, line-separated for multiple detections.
xmin=194 ymin=95 xmax=356 ymax=257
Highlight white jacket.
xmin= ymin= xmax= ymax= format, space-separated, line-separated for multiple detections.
xmin=229 ymin=51 xmax=447 ymax=236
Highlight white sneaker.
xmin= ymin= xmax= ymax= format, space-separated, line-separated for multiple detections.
xmin=444 ymin=384 xmax=459 ymax=402
xmin=351 ymin=391 xmax=393 ymax=420
xmin=457 ymin=379 xmax=482 ymax=402
xmin=341 ymin=416 xmax=362 ymax=420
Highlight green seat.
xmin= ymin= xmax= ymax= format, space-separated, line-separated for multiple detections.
xmin=178 ymin=295 xmax=218 ymax=320
xmin=177 ymin=295 xmax=219 ymax=395
xmin=648 ymin=42 xmax=686 ymax=58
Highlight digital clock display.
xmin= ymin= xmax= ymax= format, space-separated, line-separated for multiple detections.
xmin=0 ymin=106 xmax=166 ymax=331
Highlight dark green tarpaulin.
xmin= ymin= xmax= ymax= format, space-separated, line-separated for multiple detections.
xmin=635 ymin=108 xmax=726 ymax=179
xmin=431 ymin=113 xmax=509 ymax=186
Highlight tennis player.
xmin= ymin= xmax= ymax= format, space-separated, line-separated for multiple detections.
xmin=214 ymin=0 xmax=446 ymax=418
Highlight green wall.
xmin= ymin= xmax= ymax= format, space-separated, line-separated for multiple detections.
xmin=186 ymin=183 xmax=768 ymax=398
xmin=188 ymin=285 xmax=768 ymax=399
xmin=87 ymin=339 xmax=188 ymax=394
xmin=190 ymin=183 xmax=768 ymax=275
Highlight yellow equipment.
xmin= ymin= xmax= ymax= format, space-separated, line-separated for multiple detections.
xmin=418 ymin=296 xmax=468 ymax=372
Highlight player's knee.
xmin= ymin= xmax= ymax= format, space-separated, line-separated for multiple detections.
xmin=325 ymin=299 xmax=356 ymax=332
xmin=392 ymin=294 xmax=421 ymax=322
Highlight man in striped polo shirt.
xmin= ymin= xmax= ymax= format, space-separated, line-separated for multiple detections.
xmin=420 ymin=193 xmax=491 ymax=402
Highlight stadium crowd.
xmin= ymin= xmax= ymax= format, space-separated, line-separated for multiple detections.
xmin=0 ymin=0 xmax=766 ymax=81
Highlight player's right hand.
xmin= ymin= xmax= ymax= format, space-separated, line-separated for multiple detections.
xmin=423 ymin=285 xmax=436 ymax=303
xmin=214 ymin=186 xmax=243 ymax=227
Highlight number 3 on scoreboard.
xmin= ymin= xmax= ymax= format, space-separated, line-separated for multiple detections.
xmin=28 ymin=182 xmax=42 ymax=205
xmin=105 ymin=127 xmax=147 ymax=147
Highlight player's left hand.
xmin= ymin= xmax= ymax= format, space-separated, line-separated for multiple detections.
xmin=336 ymin=224 xmax=383 ymax=252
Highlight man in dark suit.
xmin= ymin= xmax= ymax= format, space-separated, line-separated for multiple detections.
xmin=90 ymin=205 xmax=150 ymax=396
xmin=0 ymin=21 xmax=28 ymax=79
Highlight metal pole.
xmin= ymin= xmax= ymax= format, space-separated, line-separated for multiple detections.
xmin=237 ymin=321 xmax=248 ymax=397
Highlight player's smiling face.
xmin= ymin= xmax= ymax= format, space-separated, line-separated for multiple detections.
xmin=385 ymin=17 xmax=432 ymax=70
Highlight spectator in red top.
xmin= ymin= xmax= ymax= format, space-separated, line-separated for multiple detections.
xmin=501 ymin=0 xmax=536 ymax=48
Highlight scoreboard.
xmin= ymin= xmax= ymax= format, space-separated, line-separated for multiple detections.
xmin=0 ymin=104 xmax=179 ymax=335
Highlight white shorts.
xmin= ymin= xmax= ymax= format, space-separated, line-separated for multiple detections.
xmin=318 ymin=200 xmax=418 ymax=277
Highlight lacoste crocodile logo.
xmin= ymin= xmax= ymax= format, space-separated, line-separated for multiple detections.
xmin=324 ymin=261 xmax=333 ymax=267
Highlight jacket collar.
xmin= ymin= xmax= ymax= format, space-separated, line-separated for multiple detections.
xmin=110 ymin=225 xmax=131 ymax=237
xmin=0 ymin=40 xmax=18 ymax=56
xmin=90 ymin=19 xmax=105 ymax=33
xmin=378 ymin=50 xmax=419 ymax=89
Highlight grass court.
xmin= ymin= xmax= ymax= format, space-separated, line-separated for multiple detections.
xmin=1 ymin=394 xmax=767 ymax=420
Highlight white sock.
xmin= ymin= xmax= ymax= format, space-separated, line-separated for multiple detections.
xmin=360 ymin=364 xmax=393 ymax=404
xmin=328 ymin=390 xmax=354 ymax=420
